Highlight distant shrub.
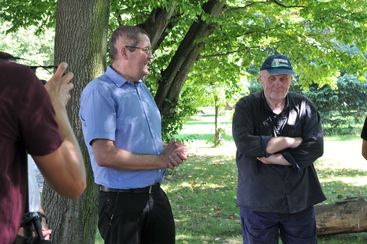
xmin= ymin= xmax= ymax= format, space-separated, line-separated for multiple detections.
xmin=299 ymin=74 xmax=367 ymax=135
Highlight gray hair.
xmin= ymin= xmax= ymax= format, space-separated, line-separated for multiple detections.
xmin=109 ymin=26 xmax=149 ymax=62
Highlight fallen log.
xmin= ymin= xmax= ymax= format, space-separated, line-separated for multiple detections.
xmin=315 ymin=197 xmax=367 ymax=235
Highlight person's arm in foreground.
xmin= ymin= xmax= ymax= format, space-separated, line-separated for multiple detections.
xmin=34 ymin=62 xmax=86 ymax=198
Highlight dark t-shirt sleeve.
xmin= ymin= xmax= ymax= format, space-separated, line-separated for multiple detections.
xmin=18 ymin=69 xmax=63 ymax=156
xmin=361 ymin=116 xmax=367 ymax=140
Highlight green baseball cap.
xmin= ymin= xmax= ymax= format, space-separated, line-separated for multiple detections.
xmin=260 ymin=54 xmax=294 ymax=75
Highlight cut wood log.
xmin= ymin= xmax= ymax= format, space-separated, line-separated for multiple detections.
xmin=315 ymin=197 xmax=367 ymax=235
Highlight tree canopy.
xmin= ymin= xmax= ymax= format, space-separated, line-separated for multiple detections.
xmin=2 ymin=2 xmax=367 ymax=92
xmin=2 ymin=1 xmax=367 ymax=81
xmin=2 ymin=0 xmax=366 ymax=136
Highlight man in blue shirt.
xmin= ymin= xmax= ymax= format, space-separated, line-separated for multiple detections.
xmin=80 ymin=26 xmax=188 ymax=244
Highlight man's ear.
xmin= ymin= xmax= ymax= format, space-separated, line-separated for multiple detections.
xmin=258 ymin=71 xmax=268 ymax=86
xmin=120 ymin=45 xmax=129 ymax=60
xmin=258 ymin=75 xmax=264 ymax=86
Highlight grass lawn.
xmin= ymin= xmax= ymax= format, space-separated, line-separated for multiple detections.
xmin=96 ymin=108 xmax=367 ymax=243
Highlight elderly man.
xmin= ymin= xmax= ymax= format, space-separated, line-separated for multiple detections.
xmin=232 ymin=54 xmax=325 ymax=244
xmin=80 ymin=25 xmax=188 ymax=244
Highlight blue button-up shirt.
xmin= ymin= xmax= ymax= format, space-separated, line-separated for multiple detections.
xmin=80 ymin=66 xmax=164 ymax=189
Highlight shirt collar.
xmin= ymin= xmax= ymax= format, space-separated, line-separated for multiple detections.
xmin=105 ymin=65 xmax=142 ymax=87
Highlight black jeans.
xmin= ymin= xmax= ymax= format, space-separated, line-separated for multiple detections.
xmin=240 ymin=206 xmax=317 ymax=244
xmin=98 ymin=186 xmax=175 ymax=244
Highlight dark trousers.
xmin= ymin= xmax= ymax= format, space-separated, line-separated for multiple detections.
xmin=98 ymin=187 xmax=175 ymax=244
xmin=240 ymin=206 xmax=317 ymax=244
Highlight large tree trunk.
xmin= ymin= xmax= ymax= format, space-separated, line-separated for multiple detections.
xmin=154 ymin=0 xmax=225 ymax=119
xmin=316 ymin=197 xmax=367 ymax=236
xmin=42 ymin=1 xmax=109 ymax=243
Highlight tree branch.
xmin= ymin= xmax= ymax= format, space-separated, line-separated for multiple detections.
xmin=206 ymin=26 xmax=279 ymax=45
xmin=271 ymin=0 xmax=305 ymax=8
xmin=199 ymin=44 xmax=271 ymax=59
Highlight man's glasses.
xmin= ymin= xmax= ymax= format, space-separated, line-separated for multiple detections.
xmin=125 ymin=45 xmax=152 ymax=55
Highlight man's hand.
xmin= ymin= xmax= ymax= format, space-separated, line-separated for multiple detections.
xmin=44 ymin=62 xmax=74 ymax=109
xmin=257 ymin=154 xmax=291 ymax=166
xmin=162 ymin=140 xmax=189 ymax=168
xmin=41 ymin=225 xmax=52 ymax=240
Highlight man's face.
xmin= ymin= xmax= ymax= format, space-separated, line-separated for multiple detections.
xmin=125 ymin=34 xmax=152 ymax=81
xmin=259 ymin=71 xmax=292 ymax=103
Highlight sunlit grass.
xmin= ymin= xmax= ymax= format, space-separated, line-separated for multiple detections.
xmin=163 ymin=139 xmax=367 ymax=243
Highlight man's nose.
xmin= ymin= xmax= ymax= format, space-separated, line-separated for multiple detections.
xmin=273 ymin=78 xmax=282 ymax=86
xmin=148 ymin=52 xmax=154 ymax=60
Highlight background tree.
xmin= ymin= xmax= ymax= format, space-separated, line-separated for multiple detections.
xmin=299 ymin=74 xmax=367 ymax=135
xmin=0 ymin=21 xmax=55 ymax=77
xmin=144 ymin=0 xmax=367 ymax=136
xmin=41 ymin=0 xmax=109 ymax=243
xmin=187 ymin=57 xmax=243 ymax=146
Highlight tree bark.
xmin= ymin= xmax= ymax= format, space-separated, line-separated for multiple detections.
xmin=214 ymin=100 xmax=220 ymax=146
xmin=154 ymin=0 xmax=225 ymax=119
xmin=42 ymin=1 xmax=109 ymax=243
xmin=316 ymin=197 xmax=367 ymax=236
xmin=138 ymin=3 xmax=178 ymax=51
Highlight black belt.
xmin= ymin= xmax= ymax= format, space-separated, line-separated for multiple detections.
xmin=99 ymin=183 xmax=160 ymax=194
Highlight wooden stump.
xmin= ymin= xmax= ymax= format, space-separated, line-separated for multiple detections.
xmin=315 ymin=197 xmax=367 ymax=235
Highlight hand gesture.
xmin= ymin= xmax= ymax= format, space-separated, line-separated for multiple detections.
xmin=162 ymin=140 xmax=189 ymax=168
xmin=44 ymin=62 xmax=74 ymax=109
